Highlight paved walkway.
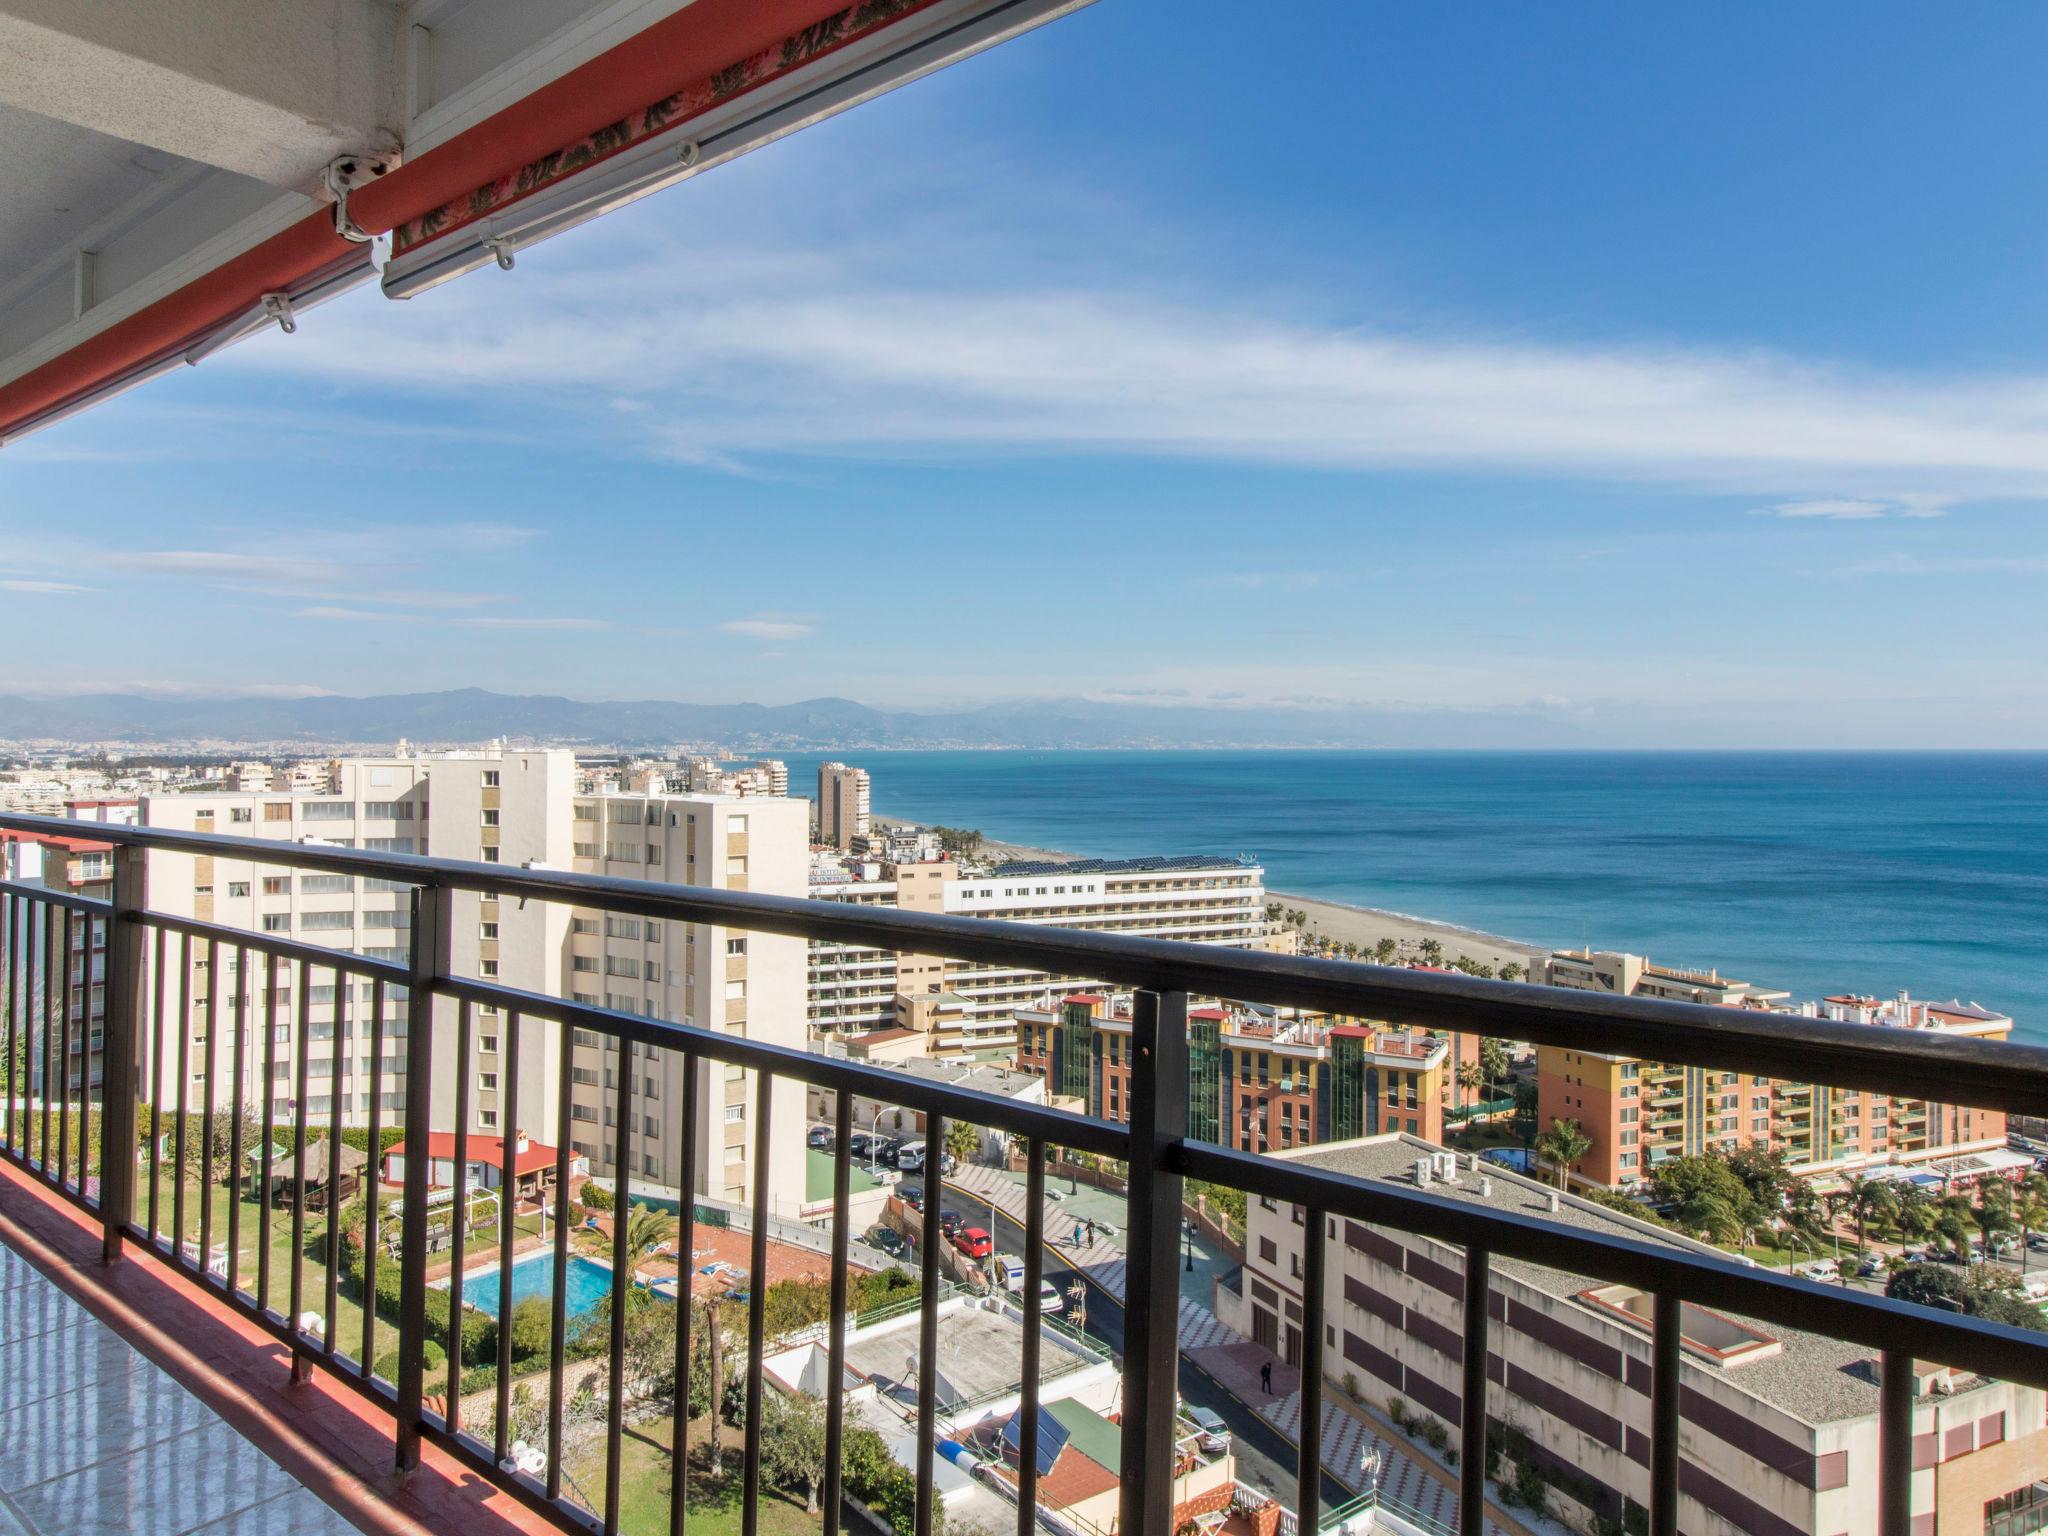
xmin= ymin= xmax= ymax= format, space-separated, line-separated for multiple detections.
xmin=0 ymin=1236 xmax=357 ymax=1536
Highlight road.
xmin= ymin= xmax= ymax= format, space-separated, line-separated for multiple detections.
xmin=971 ymin=1198 xmax=1352 ymax=1510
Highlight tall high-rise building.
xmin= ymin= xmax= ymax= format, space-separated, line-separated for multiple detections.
xmin=815 ymin=762 xmax=870 ymax=852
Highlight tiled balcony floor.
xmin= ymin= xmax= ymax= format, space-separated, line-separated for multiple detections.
xmin=0 ymin=1237 xmax=358 ymax=1536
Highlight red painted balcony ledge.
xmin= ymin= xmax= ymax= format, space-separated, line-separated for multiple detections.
xmin=0 ymin=1158 xmax=557 ymax=1536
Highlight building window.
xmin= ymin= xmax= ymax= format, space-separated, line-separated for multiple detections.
xmin=481 ymin=959 xmax=499 ymax=978
xmin=228 ymin=807 xmax=253 ymax=823
xmin=228 ymin=882 xmax=252 ymax=898
xmin=726 ymin=938 xmax=746 ymax=956
xmin=480 ymin=922 xmax=498 ymax=941
xmin=481 ymin=809 xmax=499 ymax=827
xmin=479 ymin=1109 xmax=498 ymax=1128
xmin=482 ymin=771 xmax=500 ymax=788
xmin=481 ymin=847 xmax=500 ymax=863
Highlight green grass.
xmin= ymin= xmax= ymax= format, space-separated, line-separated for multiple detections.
xmin=562 ymin=1412 xmax=821 ymax=1536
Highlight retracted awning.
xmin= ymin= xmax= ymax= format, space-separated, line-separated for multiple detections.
xmin=0 ymin=0 xmax=1092 ymax=446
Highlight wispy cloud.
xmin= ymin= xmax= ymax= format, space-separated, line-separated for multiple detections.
xmin=719 ymin=614 xmax=817 ymax=641
xmin=229 ymin=251 xmax=2048 ymax=504
xmin=0 ymin=578 xmax=96 ymax=594
xmin=1757 ymin=496 xmax=1952 ymax=520
xmin=454 ymin=615 xmax=609 ymax=630
xmin=103 ymin=550 xmax=350 ymax=584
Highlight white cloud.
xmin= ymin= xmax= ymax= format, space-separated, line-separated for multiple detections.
xmin=719 ymin=615 xmax=817 ymax=640
xmin=0 ymin=579 xmax=95 ymax=594
xmin=453 ymin=615 xmax=609 ymax=630
xmin=231 ymin=252 xmax=2048 ymax=504
xmin=103 ymin=550 xmax=351 ymax=584
xmin=297 ymin=605 xmax=419 ymax=621
xmin=1764 ymin=499 xmax=1891 ymax=520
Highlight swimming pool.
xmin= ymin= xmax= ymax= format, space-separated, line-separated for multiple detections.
xmin=454 ymin=1253 xmax=615 ymax=1320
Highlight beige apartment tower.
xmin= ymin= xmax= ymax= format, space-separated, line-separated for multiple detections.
xmin=816 ymin=762 xmax=870 ymax=852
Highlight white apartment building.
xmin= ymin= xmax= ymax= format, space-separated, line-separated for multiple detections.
xmin=131 ymin=754 xmax=810 ymax=1217
xmin=567 ymin=788 xmax=810 ymax=1213
xmin=807 ymin=854 xmax=1268 ymax=1048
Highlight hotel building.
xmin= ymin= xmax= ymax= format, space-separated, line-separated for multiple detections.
xmin=1231 ymin=1134 xmax=2048 ymax=1536
xmin=805 ymin=854 xmax=1268 ymax=1054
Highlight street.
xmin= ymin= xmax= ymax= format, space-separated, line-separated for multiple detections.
xmin=973 ymin=1198 xmax=1352 ymax=1510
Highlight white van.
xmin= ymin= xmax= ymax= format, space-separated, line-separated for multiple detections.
xmin=896 ymin=1141 xmax=926 ymax=1172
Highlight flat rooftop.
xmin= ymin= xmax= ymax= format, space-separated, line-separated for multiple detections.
xmin=1287 ymin=1135 xmax=1882 ymax=1424
xmin=844 ymin=1303 xmax=1100 ymax=1411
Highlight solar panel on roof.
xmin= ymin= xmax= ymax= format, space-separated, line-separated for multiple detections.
xmin=1001 ymin=1404 xmax=1069 ymax=1478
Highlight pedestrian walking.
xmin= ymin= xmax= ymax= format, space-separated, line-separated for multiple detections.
xmin=1260 ymin=1361 xmax=1273 ymax=1394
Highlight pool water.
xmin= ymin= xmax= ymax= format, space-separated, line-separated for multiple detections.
xmin=456 ymin=1253 xmax=615 ymax=1319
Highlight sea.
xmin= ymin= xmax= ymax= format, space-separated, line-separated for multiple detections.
xmin=779 ymin=750 xmax=2048 ymax=1045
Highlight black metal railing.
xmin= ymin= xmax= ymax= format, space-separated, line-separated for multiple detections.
xmin=2 ymin=810 xmax=2048 ymax=1536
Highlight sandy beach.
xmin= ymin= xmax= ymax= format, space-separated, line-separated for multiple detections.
xmin=872 ymin=815 xmax=1549 ymax=974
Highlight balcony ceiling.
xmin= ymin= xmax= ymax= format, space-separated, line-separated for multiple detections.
xmin=0 ymin=0 xmax=1089 ymax=444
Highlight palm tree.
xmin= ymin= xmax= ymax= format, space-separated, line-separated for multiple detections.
xmin=1455 ymin=1062 xmax=1486 ymax=1114
xmin=1893 ymin=1186 xmax=1937 ymax=1253
xmin=1975 ymin=1180 xmax=2016 ymax=1258
xmin=2014 ymin=1175 xmax=2048 ymax=1273
xmin=1535 ymin=1118 xmax=1591 ymax=1190
xmin=1679 ymin=1191 xmax=1746 ymax=1248
xmin=1373 ymin=938 xmax=1398 ymax=965
xmin=623 ymin=1204 xmax=677 ymax=1260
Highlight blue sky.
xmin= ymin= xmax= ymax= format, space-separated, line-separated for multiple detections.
xmin=5 ymin=2 xmax=2048 ymax=745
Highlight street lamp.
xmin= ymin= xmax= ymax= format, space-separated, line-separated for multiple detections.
xmin=1184 ymin=1215 xmax=1194 ymax=1273
xmin=868 ymin=1107 xmax=884 ymax=1177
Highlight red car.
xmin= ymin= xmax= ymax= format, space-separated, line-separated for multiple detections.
xmin=954 ymin=1226 xmax=993 ymax=1259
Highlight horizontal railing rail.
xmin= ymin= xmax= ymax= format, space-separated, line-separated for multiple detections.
xmin=1 ymin=809 xmax=2044 ymax=1536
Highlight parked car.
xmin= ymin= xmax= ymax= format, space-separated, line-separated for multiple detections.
xmin=870 ymin=1227 xmax=907 ymax=1258
xmin=1800 ymin=1259 xmax=1839 ymax=1281
xmin=939 ymin=1208 xmax=964 ymax=1237
xmin=849 ymin=1132 xmax=876 ymax=1159
xmin=1183 ymin=1406 xmax=1232 ymax=1457
xmin=807 ymin=1125 xmax=833 ymax=1150
xmin=899 ymin=1185 xmax=923 ymax=1212
xmin=896 ymin=1140 xmax=927 ymax=1172
xmin=1044 ymin=1188 xmax=1069 ymax=1203
xmin=954 ymin=1226 xmax=993 ymax=1259
xmin=1857 ymin=1255 xmax=1885 ymax=1278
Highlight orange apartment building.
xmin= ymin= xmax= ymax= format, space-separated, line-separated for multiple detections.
xmin=1013 ymin=992 xmax=1468 ymax=1151
xmin=1535 ymin=967 xmax=2016 ymax=1190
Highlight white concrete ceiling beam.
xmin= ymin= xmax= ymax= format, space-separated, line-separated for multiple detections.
xmin=0 ymin=0 xmax=403 ymax=193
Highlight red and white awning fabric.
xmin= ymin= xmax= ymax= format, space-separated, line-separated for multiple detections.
xmin=0 ymin=0 xmax=1088 ymax=446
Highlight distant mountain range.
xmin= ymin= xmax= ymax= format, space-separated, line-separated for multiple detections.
xmin=0 ymin=687 xmax=1598 ymax=750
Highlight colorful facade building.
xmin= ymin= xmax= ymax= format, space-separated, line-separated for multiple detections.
xmin=1013 ymin=993 xmax=1463 ymax=1151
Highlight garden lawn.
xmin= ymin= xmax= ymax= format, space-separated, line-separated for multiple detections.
xmin=561 ymin=1413 xmax=820 ymax=1536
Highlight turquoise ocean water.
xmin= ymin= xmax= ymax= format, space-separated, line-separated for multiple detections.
xmin=781 ymin=751 xmax=2048 ymax=1044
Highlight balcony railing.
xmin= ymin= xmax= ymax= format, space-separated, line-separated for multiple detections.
xmin=4 ymin=810 xmax=2048 ymax=1536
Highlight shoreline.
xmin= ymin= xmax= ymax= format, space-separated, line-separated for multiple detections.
xmin=871 ymin=815 xmax=1549 ymax=973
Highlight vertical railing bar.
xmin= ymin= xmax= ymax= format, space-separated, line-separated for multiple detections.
xmin=822 ymin=1085 xmax=853 ymax=1536
xmin=172 ymin=932 xmax=190 ymax=1264
xmin=58 ymin=907 xmax=73 ymax=1189
xmin=3 ymin=893 xmax=16 ymax=1157
xmin=741 ymin=1073 xmax=772 ymax=1536
xmin=493 ymin=1009 xmax=522 ymax=1463
xmin=915 ymin=1107 xmax=945 ymax=1536
xmin=324 ymin=967 xmax=343 ymax=1357
xmin=1651 ymin=1292 xmax=1680 ymax=1536
xmin=1458 ymin=1244 xmax=1490 ymax=1536
xmin=198 ymin=935 xmax=218 ymax=1284
xmin=1880 ymin=1349 xmax=1911 ymax=1536
xmin=664 ymin=1049 xmax=698 ymax=1533
xmin=83 ymin=910 xmax=98 ymax=1205
xmin=362 ymin=974 xmax=386 ymax=1377
xmin=446 ymin=996 xmax=472 ymax=1441
xmin=289 ymin=957 xmax=310 ymax=1356
xmin=1118 ymin=989 xmax=1189 ymax=1536
xmin=99 ymin=862 xmax=143 ymax=1258
xmin=1299 ymin=1205 xmax=1327 ymax=1536
xmin=2 ymin=893 xmax=15 ymax=1157
xmin=258 ymin=952 xmax=279 ymax=1312
xmin=57 ymin=907 xmax=72 ymax=1191
xmin=1015 ymin=1137 xmax=1047 ymax=1536
xmin=41 ymin=901 xmax=55 ymax=1174
xmin=146 ymin=924 xmax=165 ymax=1242
xmin=603 ymin=1032 xmax=634 ymax=1536
xmin=549 ymin=1014 xmax=580 ymax=1503
xmin=227 ymin=944 xmax=247 ymax=1298
xmin=396 ymin=883 xmax=446 ymax=1474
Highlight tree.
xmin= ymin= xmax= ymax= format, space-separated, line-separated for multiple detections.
xmin=2014 ymin=1175 xmax=2048 ymax=1270
xmin=1720 ymin=1143 xmax=1793 ymax=1213
xmin=1455 ymin=1062 xmax=1486 ymax=1113
xmin=1478 ymin=1039 xmax=1511 ymax=1098
xmin=1373 ymin=937 xmax=1398 ymax=965
xmin=1419 ymin=938 xmax=1443 ymax=966
xmin=760 ymin=1389 xmax=829 ymax=1511
xmin=945 ymin=1119 xmax=979 ymax=1164
xmin=624 ymin=1204 xmax=678 ymax=1260
xmin=1535 ymin=1118 xmax=1591 ymax=1190
xmin=1499 ymin=961 xmax=1524 ymax=982
xmin=1888 ymin=1264 xmax=1966 ymax=1310
xmin=1976 ymin=1180 xmax=2016 ymax=1255
xmin=1265 ymin=903 xmax=1283 ymax=925
xmin=1511 ymin=1080 xmax=1539 ymax=1147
